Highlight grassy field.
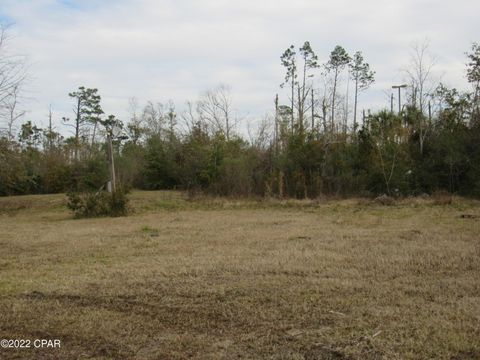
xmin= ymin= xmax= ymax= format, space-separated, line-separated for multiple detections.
xmin=0 ymin=191 xmax=479 ymax=359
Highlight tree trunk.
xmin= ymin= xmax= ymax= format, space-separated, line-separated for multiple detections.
xmin=291 ymin=69 xmax=295 ymax=135
xmin=297 ymin=86 xmax=303 ymax=133
xmin=322 ymin=99 xmax=328 ymax=134
xmin=91 ymin=121 xmax=97 ymax=147
xmin=74 ymin=97 xmax=81 ymax=161
xmin=48 ymin=105 xmax=53 ymax=151
xmin=353 ymin=78 xmax=358 ymax=135
xmin=274 ymin=94 xmax=279 ymax=154
xmin=331 ymin=70 xmax=338 ymax=133
xmin=311 ymin=90 xmax=315 ymax=130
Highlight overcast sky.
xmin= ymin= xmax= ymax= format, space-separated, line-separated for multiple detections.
xmin=0 ymin=0 xmax=478 ymax=133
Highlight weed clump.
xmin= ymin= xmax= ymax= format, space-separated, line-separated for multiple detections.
xmin=67 ymin=188 xmax=130 ymax=218
xmin=374 ymin=194 xmax=395 ymax=206
xmin=432 ymin=190 xmax=453 ymax=205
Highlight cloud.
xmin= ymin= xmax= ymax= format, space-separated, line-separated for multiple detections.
xmin=0 ymin=0 xmax=477 ymax=133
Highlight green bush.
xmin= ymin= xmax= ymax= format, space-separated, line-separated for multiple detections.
xmin=67 ymin=188 xmax=130 ymax=218
xmin=110 ymin=188 xmax=130 ymax=216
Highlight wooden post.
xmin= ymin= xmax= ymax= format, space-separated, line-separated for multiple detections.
xmin=107 ymin=134 xmax=116 ymax=193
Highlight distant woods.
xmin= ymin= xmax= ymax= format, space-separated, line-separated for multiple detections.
xmin=1 ymin=33 xmax=480 ymax=198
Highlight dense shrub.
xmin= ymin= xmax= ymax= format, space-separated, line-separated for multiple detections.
xmin=67 ymin=188 xmax=130 ymax=218
xmin=2 ymin=83 xmax=480 ymax=200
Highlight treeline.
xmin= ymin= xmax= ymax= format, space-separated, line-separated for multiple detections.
xmin=1 ymin=40 xmax=480 ymax=198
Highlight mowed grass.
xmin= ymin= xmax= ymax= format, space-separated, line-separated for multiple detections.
xmin=0 ymin=191 xmax=479 ymax=359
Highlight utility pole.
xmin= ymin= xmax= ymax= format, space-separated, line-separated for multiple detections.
xmin=107 ymin=134 xmax=116 ymax=193
xmin=390 ymin=93 xmax=394 ymax=114
xmin=48 ymin=105 xmax=53 ymax=151
xmin=311 ymin=89 xmax=315 ymax=131
xmin=274 ymin=94 xmax=279 ymax=155
xmin=428 ymin=100 xmax=432 ymax=122
xmin=392 ymin=84 xmax=408 ymax=114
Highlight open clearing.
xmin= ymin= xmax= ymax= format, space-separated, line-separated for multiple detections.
xmin=0 ymin=191 xmax=479 ymax=359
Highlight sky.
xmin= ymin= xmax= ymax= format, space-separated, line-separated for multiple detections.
xmin=0 ymin=0 xmax=478 ymax=134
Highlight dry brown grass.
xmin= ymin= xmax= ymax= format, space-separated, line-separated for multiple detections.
xmin=0 ymin=191 xmax=479 ymax=359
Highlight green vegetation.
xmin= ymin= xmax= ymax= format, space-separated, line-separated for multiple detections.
xmin=66 ymin=188 xmax=129 ymax=218
xmin=1 ymin=41 xmax=480 ymax=200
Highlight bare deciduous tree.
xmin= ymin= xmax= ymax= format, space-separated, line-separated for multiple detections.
xmin=0 ymin=24 xmax=28 ymax=140
xmin=247 ymin=113 xmax=272 ymax=150
xmin=466 ymin=42 xmax=480 ymax=121
xmin=142 ymin=101 xmax=164 ymax=137
xmin=179 ymin=100 xmax=199 ymax=135
xmin=405 ymin=40 xmax=437 ymax=114
xmin=125 ymin=97 xmax=147 ymax=145
xmin=404 ymin=40 xmax=438 ymax=155
xmin=2 ymin=83 xmax=25 ymax=141
xmin=197 ymin=84 xmax=238 ymax=140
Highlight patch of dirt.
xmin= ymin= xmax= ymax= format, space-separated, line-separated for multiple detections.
xmin=460 ymin=214 xmax=477 ymax=219
xmin=289 ymin=235 xmax=312 ymax=241
xmin=303 ymin=344 xmax=352 ymax=360
xmin=450 ymin=350 xmax=480 ymax=359
xmin=399 ymin=229 xmax=423 ymax=240
xmin=22 ymin=291 xmax=163 ymax=317
xmin=21 ymin=290 xmax=251 ymax=334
